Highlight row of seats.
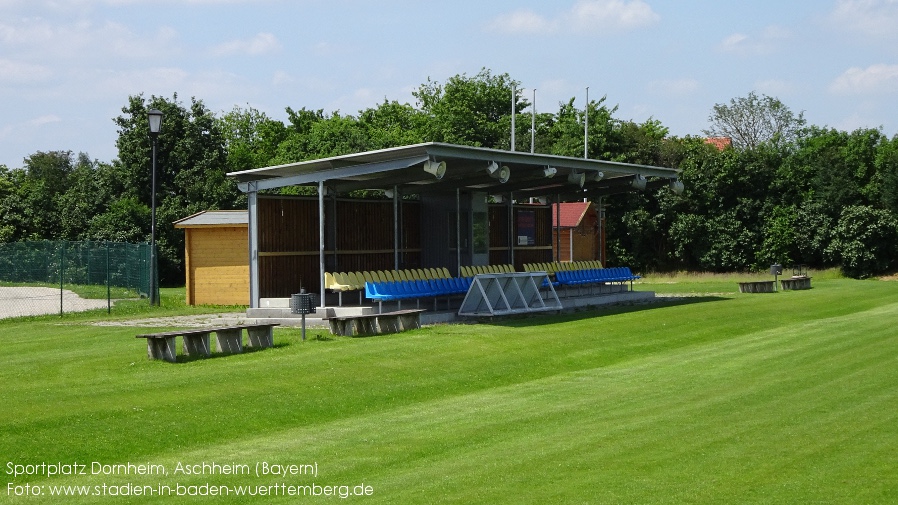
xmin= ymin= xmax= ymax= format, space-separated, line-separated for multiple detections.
xmin=555 ymin=267 xmax=641 ymax=286
xmin=325 ymin=268 xmax=452 ymax=293
xmin=365 ymin=277 xmax=474 ymax=307
xmin=458 ymin=264 xmax=515 ymax=277
xmin=523 ymin=261 xmax=603 ymax=274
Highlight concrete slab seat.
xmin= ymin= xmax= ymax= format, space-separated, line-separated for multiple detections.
xmin=135 ymin=324 xmax=279 ymax=363
xmin=737 ymin=281 xmax=776 ymax=293
xmin=326 ymin=309 xmax=425 ymax=337
xmin=781 ymin=277 xmax=812 ymax=290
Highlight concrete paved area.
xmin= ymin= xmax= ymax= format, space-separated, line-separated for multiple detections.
xmin=0 ymin=287 xmax=109 ymax=319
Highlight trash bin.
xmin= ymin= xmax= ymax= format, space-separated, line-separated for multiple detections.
xmin=290 ymin=289 xmax=318 ymax=340
xmin=290 ymin=289 xmax=318 ymax=315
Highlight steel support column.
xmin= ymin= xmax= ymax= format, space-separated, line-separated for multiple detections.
xmin=319 ymin=180 xmax=326 ymax=309
xmin=247 ymin=182 xmax=260 ymax=308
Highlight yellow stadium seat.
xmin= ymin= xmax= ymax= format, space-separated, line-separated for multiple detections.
xmin=331 ymin=272 xmax=353 ymax=290
xmin=345 ymin=272 xmax=362 ymax=290
xmin=324 ymin=272 xmax=338 ymax=290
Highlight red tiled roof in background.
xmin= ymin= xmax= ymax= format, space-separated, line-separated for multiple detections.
xmin=704 ymin=137 xmax=732 ymax=150
xmin=552 ymin=202 xmax=592 ymax=228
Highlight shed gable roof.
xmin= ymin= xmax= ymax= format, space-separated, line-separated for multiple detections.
xmin=552 ymin=202 xmax=592 ymax=228
xmin=173 ymin=210 xmax=248 ymax=228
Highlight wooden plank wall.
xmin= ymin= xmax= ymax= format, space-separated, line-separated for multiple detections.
xmin=186 ymin=227 xmax=249 ymax=305
xmin=488 ymin=203 xmax=553 ymax=271
xmin=257 ymin=196 xmax=421 ymax=298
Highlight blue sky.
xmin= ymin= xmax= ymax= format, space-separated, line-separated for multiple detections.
xmin=1 ymin=0 xmax=897 ymax=169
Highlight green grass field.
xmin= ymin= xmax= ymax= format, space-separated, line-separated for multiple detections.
xmin=1 ymin=275 xmax=896 ymax=503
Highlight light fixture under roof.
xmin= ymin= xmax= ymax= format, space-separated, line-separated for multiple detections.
xmin=486 ymin=161 xmax=510 ymax=183
xmin=567 ymin=171 xmax=585 ymax=188
xmin=543 ymin=166 xmax=557 ymax=178
xmin=669 ymin=179 xmax=684 ymax=195
xmin=423 ymin=160 xmax=446 ymax=179
xmin=630 ymin=174 xmax=647 ymax=191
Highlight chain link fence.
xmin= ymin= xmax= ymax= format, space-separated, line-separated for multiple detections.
xmin=0 ymin=241 xmax=155 ymax=319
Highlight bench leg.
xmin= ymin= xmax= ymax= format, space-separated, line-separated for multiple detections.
xmin=215 ymin=328 xmax=244 ymax=354
xmin=182 ymin=333 xmax=211 ymax=358
xmin=247 ymin=326 xmax=274 ymax=348
xmin=398 ymin=313 xmax=421 ymax=331
xmin=147 ymin=337 xmax=177 ymax=363
xmin=328 ymin=318 xmax=342 ymax=336
xmin=376 ymin=315 xmax=400 ymax=334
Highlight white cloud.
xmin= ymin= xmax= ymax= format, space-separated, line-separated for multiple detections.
xmin=211 ymin=32 xmax=280 ymax=56
xmin=564 ymin=0 xmax=659 ymax=32
xmin=718 ymin=25 xmax=790 ymax=55
xmin=0 ymin=18 xmax=179 ymax=62
xmin=28 ymin=114 xmax=62 ymax=126
xmin=489 ymin=9 xmax=554 ymax=34
xmin=647 ymin=78 xmax=700 ymax=96
xmin=488 ymin=0 xmax=658 ymax=35
xmin=0 ymin=59 xmax=53 ymax=83
xmin=755 ymin=79 xmax=794 ymax=96
xmin=830 ymin=64 xmax=898 ymax=94
xmin=829 ymin=0 xmax=898 ymax=38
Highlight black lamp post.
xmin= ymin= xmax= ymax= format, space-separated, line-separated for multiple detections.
xmin=147 ymin=108 xmax=163 ymax=306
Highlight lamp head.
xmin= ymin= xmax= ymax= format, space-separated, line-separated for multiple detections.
xmin=147 ymin=109 xmax=163 ymax=136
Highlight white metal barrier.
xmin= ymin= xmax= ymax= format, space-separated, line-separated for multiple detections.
xmin=458 ymin=272 xmax=562 ymax=317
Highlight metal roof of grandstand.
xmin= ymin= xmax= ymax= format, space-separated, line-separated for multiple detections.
xmin=228 ymin=142 xmax=681 ymax=200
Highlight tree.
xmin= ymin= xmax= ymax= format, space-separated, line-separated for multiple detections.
xmin=57 ymin=153 xmax=105 ymax=240
xmin=704 ymin=91 xmax=806 ymax=150
xmin=0 ymin=165 xmax=24 ymax=242
xmin=876 ymin=134 xmax=898 ymax=215
xmin=19 ymin=151 xmax=77 ymax=240
xmin=358 ymin=99 xmax=426 ymax=150
xmin=114 ymin=94 xmax=241 ymax=285
xmin=218 ymin=105 xmax=289 ymax=172
xmin=413 ymin=68 xmax=526 ymax=149
xmin=826 ymin=205 xmax=898 ymax=278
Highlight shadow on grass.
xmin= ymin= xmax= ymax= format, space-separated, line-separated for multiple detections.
xmin=172 ymin=342 xmax=291 ymax=363
xmin=473 ymin=295 xmax=730 ymax=329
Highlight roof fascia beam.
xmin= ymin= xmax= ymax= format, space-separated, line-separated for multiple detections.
xmin=425 ymin=144 xmax=680 ymax=179
xmin=237 ymin=155 xmax=429 ymax=193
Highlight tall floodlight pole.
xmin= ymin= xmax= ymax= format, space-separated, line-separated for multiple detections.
xmin=511 ymin=84 xmax=516 ymax=152
xmin=531 ymin=88 xmax=536 ymax=154
xmin=147 ymin=109 xmax=163 ymax=306
xmin=584 ymin=87 xmax=589 ymax=159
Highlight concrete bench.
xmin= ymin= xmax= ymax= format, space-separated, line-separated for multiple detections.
xmin=326 ymin=309 xmax=425 ymax=337
xmin=737 ymin=281 xmax=776 ymax=293
xmin=781 ymin=276 xmax=812 ymax=290
xmin=136 ymin=324 xmax=279 ymax=362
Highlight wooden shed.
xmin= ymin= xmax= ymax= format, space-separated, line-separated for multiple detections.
xmin=173 ymin=210 xmax=249 ymax=306
xmin=552 ymin=202 xmax=600 ymax=262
